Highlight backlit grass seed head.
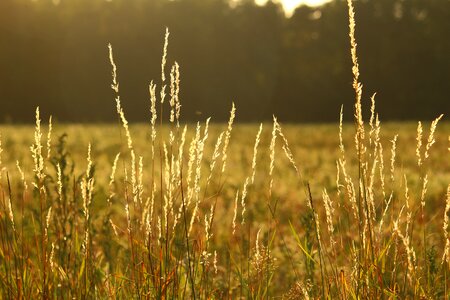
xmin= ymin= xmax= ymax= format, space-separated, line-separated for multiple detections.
xmin=204 ymin=214 xmax=210 ymax=244
xmin=144 ymin=207 xmax=152 ymax=242
xmin=161 ymin=27 xmax=169 ymax=84
xmin=175 ymin=126 xmax=187 ymax=178
xmin=160 ymin=84 xmax=167 ymax=106
xmin=135 ymin=155 xmax=144 ymax=206
xmin=16 ymin=160 xmax=28 ymax=191
xmin=390 ymin=135 xmax=398 ymax=182
xmin=189 ymin=118 xmax=211 ymax=235
xmin=86 ymin=143 xmax=92 ymax=178
xmin=336 ymin=160 xmax=342 ymax=195
xmin=378 ymin=193 xmax=393 ymax=235
xmin=394 ymin=219 xmax=416 ymax=277
xmin=109 ymin=153 xmax=121 ymax=188
xmin=253 ymin=228 xmax=263 ymax=272
xmin=45 ymin=206 xmax=52 ymax=237
xmin=49 ymin=242 xmax=55 ymax=272
xmin=195 ymin=118 xmax=210 ymax=185
xmin=279 ymin=125 xmax=300 ymax=178
xmin=240 ymin=125 xmax=264 ymax=225
xmin=404 ymin=175 xmax=412 ymax=233
xmin=83 ymin=231 xmax=89 ymax=255
xmin=339 ymin=105 xmax=345 ymax=155
xmin=420 ymin=174 xmax=428 ymax=209
xmin=157 ymin=216 xmax=162 ymax=245
xmin=348 ymin=180 xmax=357 ymax=218
xmin=269 ymin=116 xmax=278 ymax=195
xmin=175 ymin=64 xmax=181 ymax=123
xmin=347 ymin=0 xmax=365 ymax=142
xmin=205 ymin=203 xmax=214 ymax=245
xmin=424 ymin=114 xmax=443 ymax=160
xmin=442 ymin=185 xmax=450 ymax=264
xmin=378 ymin=143 xmax=386 ymax=198
xmin=241 ymin=177 xmax=249 ymax=225
xmin=149 ymin=81 xmax=157 ymax=143
xmin=354 ymin=108 xmax=365 ymax=156
xmin=57 ymin=163 xmax=62 ymax=199
xmin=116 ymin=98 xmax=133 ymax=150
xmin=81 ymin=145 xmax=94 ymax=222
xmin=109 ymin=219 xmax=119 ymax=238
xmin=416 ymin=121 xmax=423 ymax=166
xmin=159 ymin=29 xmax=169 ymax=105
xmin=169 ymin=65 xmax=176 ymax=123
xmin=130 ymin=150 xmax=138 ymax=204
xmin=393 ymin=180 xmax=417 ymax=281
xmin=207 ymin=132 xmax=224 ymax=184
xmin=347 ymin=0 xmax=359 ymax=85
xmin=187 ymin=123 xmax=200 ymax=205
xmin=125 ymin=201 xmax=132 ymax=235
xmin=221 ymin=102 xmax=236 ymax=174
xmin=285 ymin=281 xmax=311 ymax=300
xmin=369 ymin=93 xmax=376 ymax=145
xmin=339 ymin=158 xmax=357 ymax=218
xmin=369 ymin=113 xmax=381 ymax=163
xmin=46 ymin=115 xmax=52 ymax=160
xmin=322 ymin=188 xmax=335 ymax=246
xmin=374 ymin=114 xmax=380 ymax=143
xmin=108 ymin=44 xmax=119 ymax=93
xmin=31 ymin=107 xmax=45 ymax=181
xmin=213 ymin=251 xmax=218 ymax=274
xmin=170 ymin=62 xmax=181 ymax=125
xmin=81 ymin=179 xmax=94 ymax=221
xmin=251 ymin=123 xmax=263 ymax=184
xmin=232 ymin=190 xmax=239 ymax=235
xmin=368 ymin=153 xmax=378 ymax=220
xmin=338 ymin=107 xmax=349 ymax=197
xmin=251 ymin=228 xmax=276 ymax=276
xmin=109 ymin=45 xmax=134 ymax=151
xmin=200 ymin=251 xmax=212 ymax=267
xmin=174 ymin=128 xmax=189 ymax=227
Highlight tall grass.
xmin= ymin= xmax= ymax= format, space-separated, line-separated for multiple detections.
xmin=0 ymin=1 xmax=449 ymax=298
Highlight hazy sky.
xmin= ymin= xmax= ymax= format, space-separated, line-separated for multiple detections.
xmin=256 ymin=0 xmax=330 ymax=16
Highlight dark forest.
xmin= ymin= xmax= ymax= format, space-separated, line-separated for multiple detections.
xmin=0 ymin=0 xmax=448 ymax=123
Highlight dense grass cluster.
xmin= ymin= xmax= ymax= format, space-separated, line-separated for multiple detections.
xmin=0 ymin=1 xmax=449 ymax=298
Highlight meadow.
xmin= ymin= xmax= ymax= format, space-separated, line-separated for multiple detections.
xmin=0 ymin=1 xmax=449 ymax=299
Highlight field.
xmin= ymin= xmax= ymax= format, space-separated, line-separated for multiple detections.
xmin=0 ymin=122 xmax=449 ymax=201
xmin=1 ymin=120 xmax=449 ymax=298
xmin=1 ymin=1 xmax=449 ymax=299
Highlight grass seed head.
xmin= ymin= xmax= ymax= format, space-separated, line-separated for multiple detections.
xmin=424 ymin=114 xmax=444 ymax=160
xmin=442 ymin=185 xmax=450 ymax=264
xmin=416 ymin=121 xmax=423 ymax=166
xmin=221 ymin=102 xmax=236 ymax=174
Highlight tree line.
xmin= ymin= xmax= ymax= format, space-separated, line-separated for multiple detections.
xmin=0 ymin=0 xmax=448 ymax=123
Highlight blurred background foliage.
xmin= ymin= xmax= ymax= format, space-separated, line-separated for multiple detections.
xmin=0 ymin=0 xmax=448 ymax=123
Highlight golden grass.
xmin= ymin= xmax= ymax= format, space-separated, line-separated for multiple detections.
xmin=0 ymin=1 xmax=449 ymax=298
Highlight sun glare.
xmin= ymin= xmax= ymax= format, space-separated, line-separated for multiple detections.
xmin=255 ymin=0 xmax=330 ymax=16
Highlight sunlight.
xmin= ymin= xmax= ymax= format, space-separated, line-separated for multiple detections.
xmin=282 ymin=0 xmax=328 ymax=10
xmin=255 ymin=0 xmax=330 ymax=16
